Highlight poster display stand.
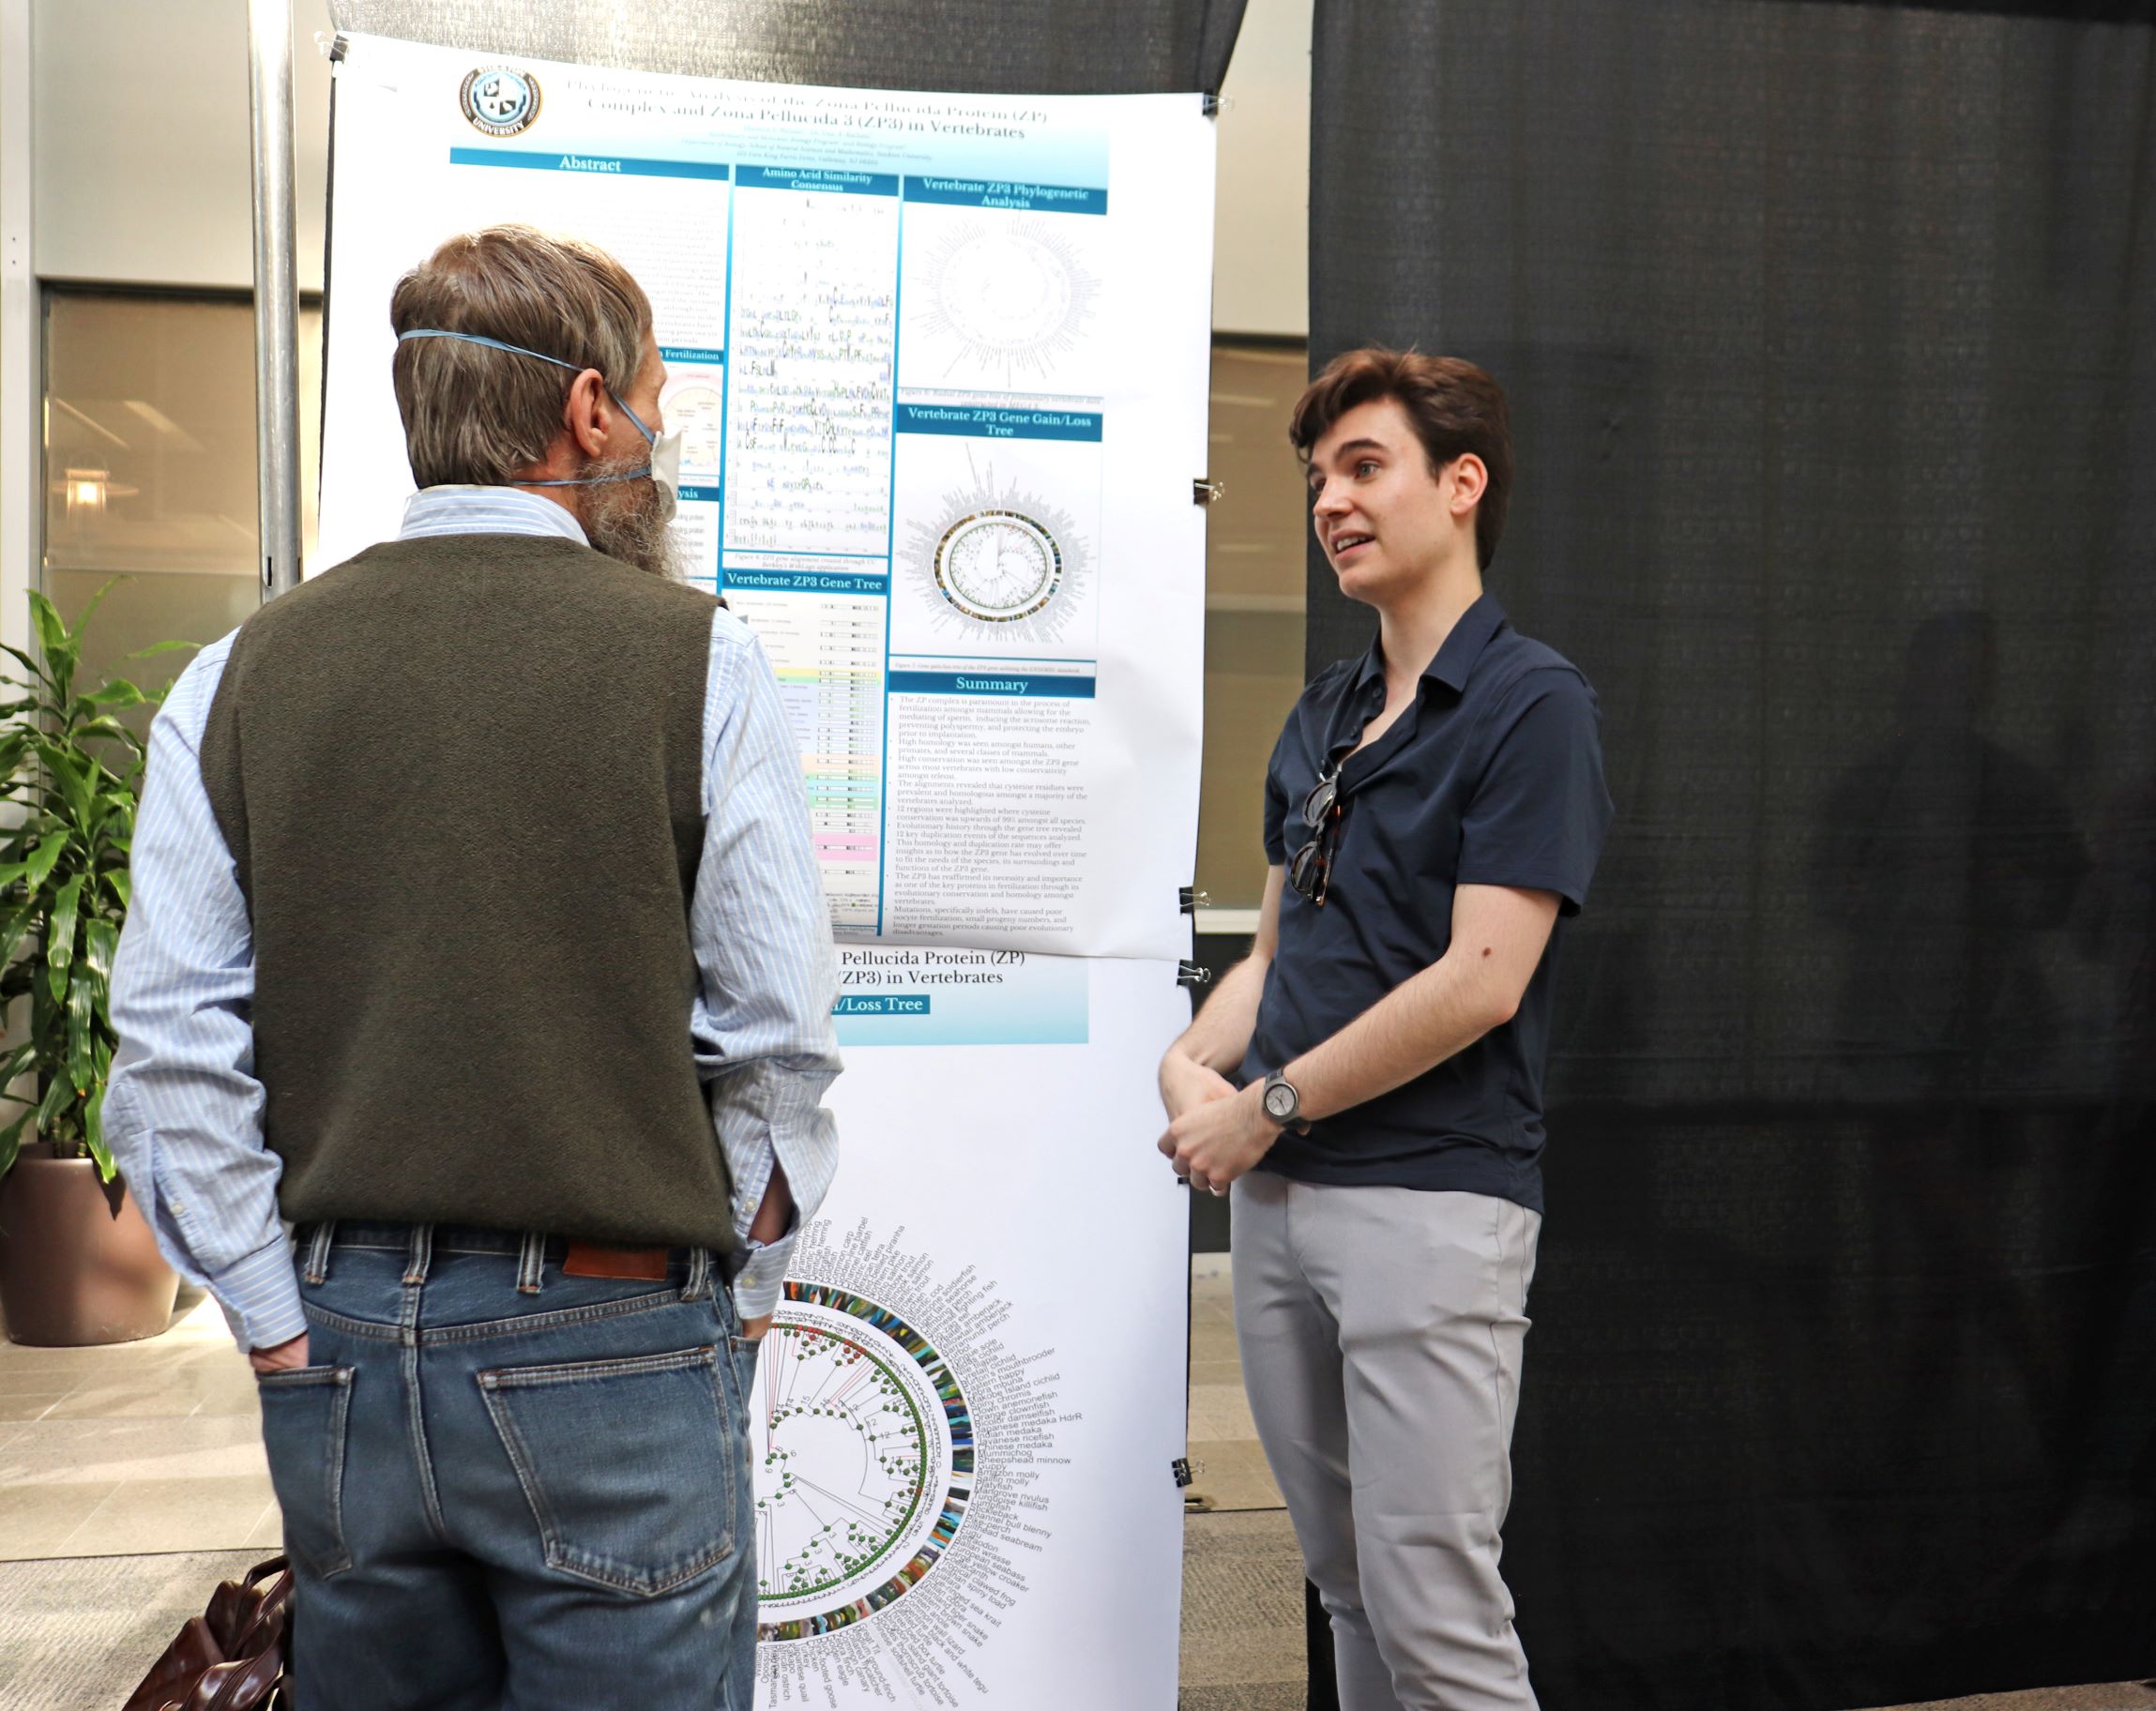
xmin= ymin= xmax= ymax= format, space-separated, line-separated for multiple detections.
xmin=318 ymin=34 xmax=1216 ymax=1707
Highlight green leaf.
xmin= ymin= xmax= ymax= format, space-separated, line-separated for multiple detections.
xmin=65 ymin=973 xmax=97 ymax=1095
xmin=34 ymin=744 xmax=94 ymax=831
xmin=28 ymin=588 xmax=66 ymax=637
xmin=59 ymin=777 xmax=96 ymax=835
xmin=0 ymin=899 xmax=37 ymax=969
xmin=35 ymin=1073 xmax=72 ymax=1131
xmin=75 ymin=961 xmax=107 ymax=1018
xmin=23 ymin=830 xmax=68 ymax=893
xmin=29 ymin=591 xmax=74 ymax=677
xmin=126 ymin=639 xmax=202 ymax=661
xmin=0 ymin=1108 xmax=31 ymax=1179
xmin=46 ymin=874 xmax=83 ymax=1001
xmin=71 ymin=716 xmax=146 ymax=750
xmin=81 ymin=678 xmax=149 ymax=710
xmin=101 ymin=870 xmax=129 ymax=910
xmin=70 ymin=578 xmax=121 ymax=637
xmin=84 ymin=1086 xmax=114 ymax=1181
xmin=0 ymin=1045 xmax=37 ymax=1098
xmin=81 ymin=917 xmax=117 ymax=983
xmin=0 ymin=642 xmax=48 ymax=686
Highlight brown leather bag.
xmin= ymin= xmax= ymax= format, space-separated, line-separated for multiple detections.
xmin=123 ymin=1555 xmax=292 ymax=1711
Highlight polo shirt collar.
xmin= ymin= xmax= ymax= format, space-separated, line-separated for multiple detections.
xmin=1346 ymin=592 xmax=1511 ymax=699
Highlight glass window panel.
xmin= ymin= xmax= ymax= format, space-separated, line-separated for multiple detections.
xmin=42 ymin=290 xmax=323 ymax=695
xmin=1197 ymin=341 xmax=1310 ymax=910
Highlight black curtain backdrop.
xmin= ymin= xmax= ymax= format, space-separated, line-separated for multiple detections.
xmin=326 ymin=0 xmax=1248 ymax=94
xmin=1309 ymin=3 xmax=2156 ymax=1708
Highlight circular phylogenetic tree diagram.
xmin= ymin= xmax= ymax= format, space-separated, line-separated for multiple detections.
xmin=915 ymin=219 xmax=1100 ymax=388
xmin=934 ymin=509 xmax=1063 ymax=624
xmin=750 ymin=1285 xmax=973 ymax=1639
xmin=904 ymin=451 xmax=1091 ymax=646
xmin=751 ymin=1221 xmax=1067 ymax=1704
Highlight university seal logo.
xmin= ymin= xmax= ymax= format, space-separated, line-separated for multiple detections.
xmin=459 ymin=67 xmax=539 ymax=137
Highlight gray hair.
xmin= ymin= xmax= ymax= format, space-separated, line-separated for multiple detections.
xmin=388 ymin=225 xmax=652 ymax=489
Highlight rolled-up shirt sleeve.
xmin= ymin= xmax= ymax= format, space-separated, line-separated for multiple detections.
xmin=691 ymin=610 xmax=843 ymax=1323
xmin=105 ymin=635 xmax=303 ymax=1353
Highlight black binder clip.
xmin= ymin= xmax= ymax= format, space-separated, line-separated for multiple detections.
xmin=1172 ymin=1457 xmax=1195 ymax=1489
xmin=1177 ymin=961 xmax=1212 ymax=988
xmin=1179 ymin=886 xmax=1209 ymax=915
xmin=1192 ymin=477 xmax=1224 ymax=507
xmin=1202 ymin=92 xmax=1222 ymax=118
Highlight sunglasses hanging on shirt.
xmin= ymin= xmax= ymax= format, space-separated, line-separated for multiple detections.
xmin=1289 ymin=758 xmax=1348 ymax=906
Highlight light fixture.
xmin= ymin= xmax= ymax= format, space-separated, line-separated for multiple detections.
xmin=64 ymin=468 xmax=109 ymax=516
xmin=51 ymin=467 xmax=140 ymax=520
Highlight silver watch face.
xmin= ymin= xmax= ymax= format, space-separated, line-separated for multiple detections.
xmin=1264 ymin=1083 xmax=1296 ymax=1121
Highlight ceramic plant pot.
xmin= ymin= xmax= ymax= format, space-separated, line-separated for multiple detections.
xmin=0 ymin=1144 xmax=178 ymax=1346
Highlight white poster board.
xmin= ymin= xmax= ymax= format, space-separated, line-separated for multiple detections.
xmin=320 ymin=36 xmax=1214 ymax=961
xmin=780 ymin=953 xmax=1191 ymax=1706
xmin=317 ymin=37 xmax=1210 ymax=1707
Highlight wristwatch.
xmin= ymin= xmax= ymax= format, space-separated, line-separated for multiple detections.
xmin=1261 ymin=1069 xmax=1309 ymax=1134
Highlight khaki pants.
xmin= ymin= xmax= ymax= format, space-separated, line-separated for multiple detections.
xmin=1232 ymin=1173 xmax=1541 ymax=1711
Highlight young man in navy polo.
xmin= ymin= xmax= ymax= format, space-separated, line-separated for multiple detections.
xmin=1158 ymin=349 xmax=1612 ymax=1711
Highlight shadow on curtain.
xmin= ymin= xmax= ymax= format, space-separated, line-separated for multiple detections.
xmin=1309 ymin=2 xmax=2156 ymax=1706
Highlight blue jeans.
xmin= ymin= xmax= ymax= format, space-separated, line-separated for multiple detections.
xmin=258 ymin=1222 xmax=759 ymax=1711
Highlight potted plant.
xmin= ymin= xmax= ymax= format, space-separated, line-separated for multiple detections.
xmin=0 ymin=586 xmax=191 ymax=1345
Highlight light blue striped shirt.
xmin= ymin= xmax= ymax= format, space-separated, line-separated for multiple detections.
xmin=105 ymin=487 xmax=842 ymax=1350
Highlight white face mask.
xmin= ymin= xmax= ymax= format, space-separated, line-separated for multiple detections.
xmin=396 ymin=327 xmax=679 ymax=520
xmin=647 ymin=425 xmax=683 ymax=524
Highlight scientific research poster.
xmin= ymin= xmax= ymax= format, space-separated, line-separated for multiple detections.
xmin=319 ymin=35 xmax=1214 ymax=960
xmin=756 ymin=951 xmax=1191 ymax=1706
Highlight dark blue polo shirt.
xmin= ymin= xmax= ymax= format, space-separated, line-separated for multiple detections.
xmin=1241 ymin=594 xmax=1612 ymax=1213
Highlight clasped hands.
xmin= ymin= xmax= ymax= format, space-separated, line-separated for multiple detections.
xmin=1156 ymin=1054 xmax=1278 ymax=1197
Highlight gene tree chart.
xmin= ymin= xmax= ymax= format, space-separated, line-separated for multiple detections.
xmin=749 ymin=1223 xmax=1065 ymax=1704
xmin=751 ymin=1287 xmax=974 ymax=1630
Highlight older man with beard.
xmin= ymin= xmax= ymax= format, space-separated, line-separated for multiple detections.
xmin=106 ymin=225 xmax=839 ymax=1710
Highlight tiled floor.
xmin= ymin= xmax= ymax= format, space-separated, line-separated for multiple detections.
xmin=0 ymin=1291 xmax=279 ymax=1562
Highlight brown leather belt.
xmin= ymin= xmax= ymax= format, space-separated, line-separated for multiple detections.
xmin=304 ymin=1223 xmax=689 ymax=1281
xmin=560 ymin=1241 xmax=673 ymax=1281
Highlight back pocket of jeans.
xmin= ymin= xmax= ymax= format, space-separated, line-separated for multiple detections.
xmin=256 ymin=1365 xmax=355 ymax=1579
xmin=478 ymin=1344 xmax=734 ymax=1597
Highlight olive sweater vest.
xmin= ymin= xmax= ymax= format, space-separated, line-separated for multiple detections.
xmin=198 ymin=533 xmax=739 ymax=1255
